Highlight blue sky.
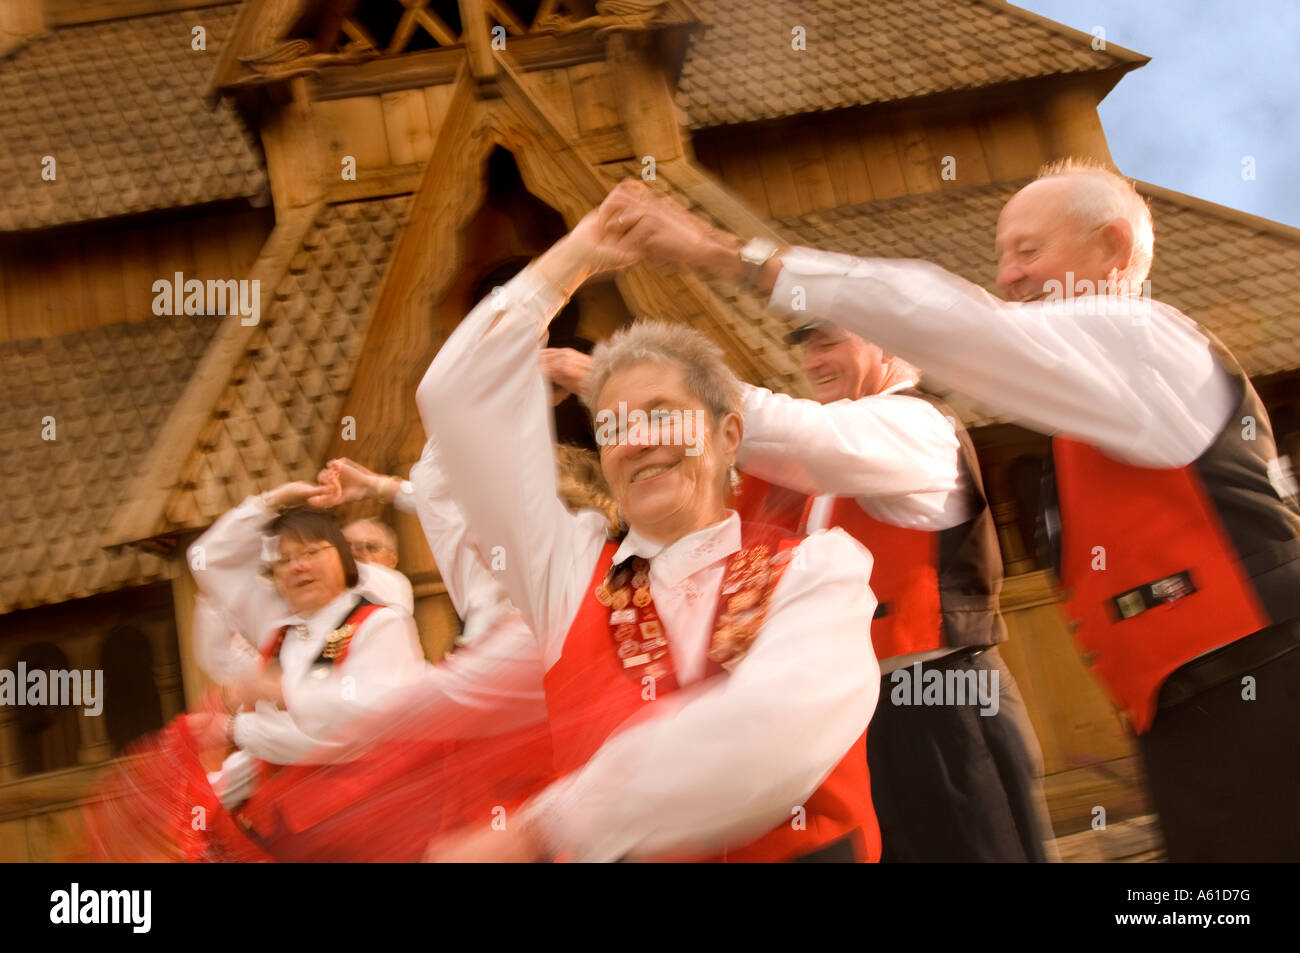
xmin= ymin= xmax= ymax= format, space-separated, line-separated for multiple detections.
xmin=1017 ymin=1 xmax=1300 ymax=228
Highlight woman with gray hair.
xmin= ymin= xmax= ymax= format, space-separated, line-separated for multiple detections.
xmin=416 ymin=209 xmax=882 ymax=863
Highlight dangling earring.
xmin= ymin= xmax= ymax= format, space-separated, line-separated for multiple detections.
xmin=729 ymin=464 xmax=741 ymax=494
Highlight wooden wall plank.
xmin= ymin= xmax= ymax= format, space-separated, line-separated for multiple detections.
xmin=568 ymin=61 xmax=620 ymax=135
xmin=710 ymin=145 xmax=772 ymax=219
xmin=784 ymin=120 xmax=839 ymax=214
xmin=894 ymin=114 xmax=944 ymax=195
xmin=926 ymin=113 xmax=993 ymax=190
xmin=857 ymin=116 xmax=908 ymax=200
xmin=976 ymin=104 xmax=1050 ymax=182
xmin=756 ymin=125 xmax=802 ymax=218
xmin=423 ymin=83 xmax=456 ymax=144
xmin=0 ymin=208 xmax=273 ymax=345
xmin=312 ymin=95 xmax=392 ymax=177
xmin=381 ymin=88 xmax=435 ymax=166
xmin=820 ymin=117 xmax=875 ymax=207
xmin=522 ymin=69 xmax=579 ymax=139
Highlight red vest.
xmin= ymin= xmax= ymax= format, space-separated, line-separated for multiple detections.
xmin=543 ymin=534 xmax=879 ymax=862
xmin=1052 ymin=437 xmax=1272 ymax=732
xmin=735 ymin=474 xmax=949 ymax=661
xmin=237 ymin=599 xmax=387 ymax=835
xmin=1050 ymin=333 xmax=1300 ymax=733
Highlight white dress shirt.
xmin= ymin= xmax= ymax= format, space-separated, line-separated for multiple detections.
xmin=769 ymin=248 xmax=1238 ymax=468
xmin=418 ymin=264 xmax=880 ymax=861
xmin=742 ymin=380 xmax=976 ymax=673
xmin=740 ymin=379 xmax=971 ymax=531
xmin=401 ymin=435 xmax=550 ymax=735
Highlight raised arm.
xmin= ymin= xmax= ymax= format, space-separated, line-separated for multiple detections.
xmin=598 ymin=180 xmax=1234 ymax=468
xmin=765 ymin=250 xmax=1234 ymax=466
xmin=739 ymin=383 xmax=964 ymax=499
xmin=415 ymin=220 xmax=620 ymax=647
xmin=406 ymin=436 xmax=510 ymax=640
xmin=186 ymin=484 xmax=324 ymax=650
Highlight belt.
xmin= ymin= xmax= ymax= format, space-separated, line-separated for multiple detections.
xmin=1158 ymin=619 xmax=1300 ymax=709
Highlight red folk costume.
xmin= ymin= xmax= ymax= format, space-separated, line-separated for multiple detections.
xmin=736 ymin=397 xmax=1004 ymax=666
xmin=544 ymin=525 xmax=879 ymax=862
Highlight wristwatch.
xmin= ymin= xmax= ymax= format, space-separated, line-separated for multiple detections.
xmin=739 ymin=237 xmax=781 ymax=292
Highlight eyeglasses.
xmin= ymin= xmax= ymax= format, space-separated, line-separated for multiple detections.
xmin=271 ymin=543 xmax=335 ymax=570
xmin=350 ymin=541 xmax=393 ymax=556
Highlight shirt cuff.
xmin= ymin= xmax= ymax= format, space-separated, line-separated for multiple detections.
xmin=767 ymin=246 xmax=860 ymax=319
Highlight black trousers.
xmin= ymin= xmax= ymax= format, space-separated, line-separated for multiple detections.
xmin=867 ymin=646 xmax=1052 ymax=862
xmin=1138 ymin=623 xmax=1300 ymax=862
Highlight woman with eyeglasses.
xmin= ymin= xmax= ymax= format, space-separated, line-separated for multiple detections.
xmin=79 ymin=484 xmax=426 ymax=861
xmin=414 ymin=206 xmax=882 ymax=863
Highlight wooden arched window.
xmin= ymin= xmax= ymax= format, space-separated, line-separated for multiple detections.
xmin=100 ymin=627 xmax=164 ymax=755
xmin=13 ymin=642 xmax=81 ymax=776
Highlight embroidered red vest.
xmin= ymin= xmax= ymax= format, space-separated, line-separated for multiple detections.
xmin=543 ymin=530 xmax=879 ymax=863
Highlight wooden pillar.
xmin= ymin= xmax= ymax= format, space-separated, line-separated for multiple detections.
xmin=65 ymin=634 xmax=114 ymax=765
xmin=606 ymin=33 xmax=686 ymax=167
xmin=1038 ymin=80 xmax=1116 ymax=167
xmin=169 ymin=560 xmax=210 ymax=710
xmin=0 ymin=0 xmax=42 ymax=58
xmin=261 ymin=76 xmax=326 ymax=215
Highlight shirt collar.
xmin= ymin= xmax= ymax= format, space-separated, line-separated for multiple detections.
xmin=275 ymin=586 xmax=362 ymax=632
xmin=612 ymin=511 xmax=741 ymax=587
xmin=877 ymin=378 xmax=918 ymax=396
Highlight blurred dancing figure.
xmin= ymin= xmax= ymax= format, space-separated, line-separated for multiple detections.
xmin=418 ymin=209 xmax=882 ymax=862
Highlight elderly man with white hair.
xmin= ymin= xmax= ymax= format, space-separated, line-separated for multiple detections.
xmin=601 ymin=161 xmax=1300 ymax=862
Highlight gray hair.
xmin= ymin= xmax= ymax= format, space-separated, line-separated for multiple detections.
xmin=1036 ymin=157 xmax=1154 ymax=285
xmin=346 ymin=517 xmax=398 ymax=555
xmin=582 ymin=318 xmax=742 ymax=422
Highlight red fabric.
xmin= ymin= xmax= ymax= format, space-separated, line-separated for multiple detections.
xmin=544 ymin=530 xmax=880 ymax=862
xmin=735 ymin=471 xmax=945 ymax=660
xmin=827 ymin=498 xmax=944 ymax=659
xmin=79 ymin=716 xmax=272 ymax=863
xmin=1053 ymin=437 xmax=1270 ymax=732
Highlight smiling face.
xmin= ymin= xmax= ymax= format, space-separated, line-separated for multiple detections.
xmin=800 ymin=327 xmax=888 ymax=403
xmin=271 ymin=535 xmax=348 ymax=616
xmin=594 ymin=360 xmax=741 ymax=545
xmin=994 ymin=177 xmax=1120 ymax=302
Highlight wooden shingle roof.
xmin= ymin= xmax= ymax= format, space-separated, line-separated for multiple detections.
xmin=678 ymin=0 xmax=1147 ymax=129
xmin=2 ymin=195 xmax=407 ymax=611
xmin=770 ymin=179 xmax=1300 ymax=421
xmin=121 ymin=195 xmax=411 ymax=541
xmin=0 ymin=316 xmax=219 ymax=613
xmin=0 ymin=2 xmax=267 ymax=233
